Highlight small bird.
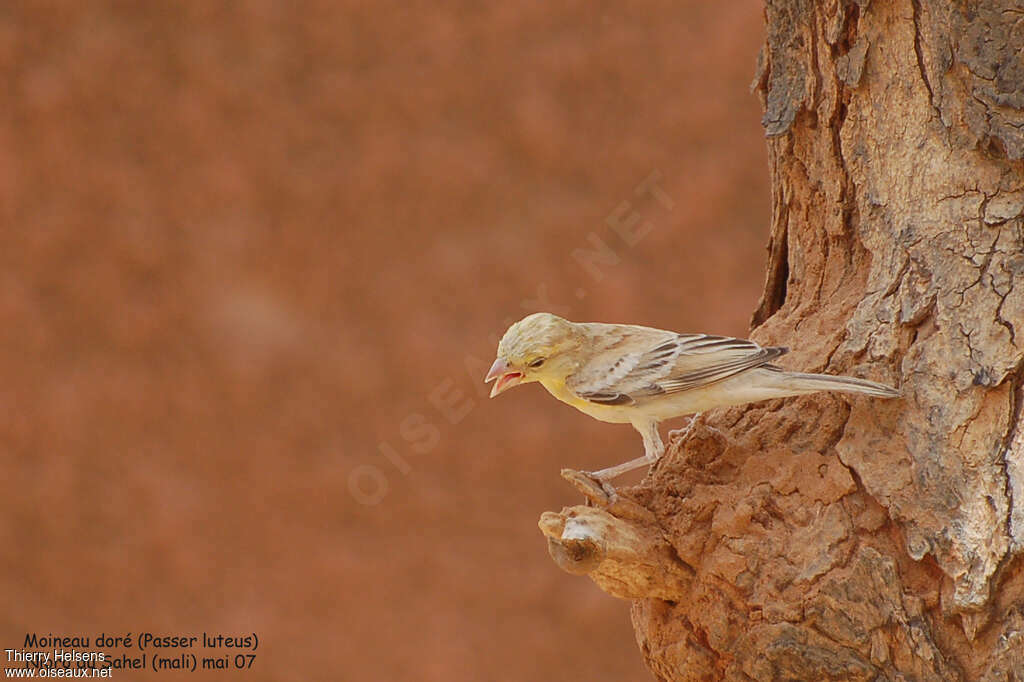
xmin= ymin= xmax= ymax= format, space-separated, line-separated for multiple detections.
xmin=485 ymin=312 xmax=899 ymax=483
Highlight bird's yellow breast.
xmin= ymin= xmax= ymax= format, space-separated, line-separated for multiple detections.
xmin=537 ymin=377 xmax=633 ymax=424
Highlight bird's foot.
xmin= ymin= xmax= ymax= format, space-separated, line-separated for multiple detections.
xmin=561 ymin=468 xmax=617 ymax=506
xmin=668 ymin=413 xmax=725 ymax=443
xmin=667 ymin=413 xmax=702 ymax=442
xmin=559 ymin=468 xmax=659 ymax=524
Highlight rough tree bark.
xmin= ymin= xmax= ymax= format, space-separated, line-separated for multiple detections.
xmin=540 ymin=1 xmax=1024 ymax=679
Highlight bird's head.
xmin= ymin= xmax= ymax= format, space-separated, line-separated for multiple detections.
xmin=485 ymin=312 xmax=582 ymax=397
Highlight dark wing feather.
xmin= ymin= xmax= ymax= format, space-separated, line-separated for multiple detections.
xmin=580 ymin=391 xmax=637 ymax=405
xmin=656 ymin=343 xmax=788 ymax=393
xmin=569 ymin=327 xmax=788 ymax=405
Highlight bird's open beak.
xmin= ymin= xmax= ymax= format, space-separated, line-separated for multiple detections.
xmin=484 ymin=358 xmax=523 ymax=398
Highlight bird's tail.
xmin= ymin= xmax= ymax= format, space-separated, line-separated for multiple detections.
xmin=761 ymin=367 xmax=900 ymax=398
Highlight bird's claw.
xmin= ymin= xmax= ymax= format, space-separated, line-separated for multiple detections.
xmin=560 ymin=468 xmax=617 ymax=506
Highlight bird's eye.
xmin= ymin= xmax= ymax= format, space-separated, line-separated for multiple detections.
xmin=528 ymin=357 xmax=545 ymax=368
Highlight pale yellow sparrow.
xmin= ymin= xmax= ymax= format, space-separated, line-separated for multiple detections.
xmin=485 ymin=312 xmax=899 ymax=482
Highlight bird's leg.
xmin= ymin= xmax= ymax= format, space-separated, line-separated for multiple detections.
xmin=588 ymin=420 xmax=664 ymax=482
xmin=567 ymin=421 xmax=662 ymax=503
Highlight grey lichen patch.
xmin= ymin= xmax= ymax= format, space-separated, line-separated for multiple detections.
xmin=837 ymin=38 xmax=869 ymax=87
xmin=756 ymin=0 xmax=830 ymax=137
xmin=758 ymin=0 xmax=873 ymax=136
xmin=983 ymin=191 xmax=1024 ymax=225
xmin=842 ymin=218 xmax=1022 ymax=610
xmin=736 ymin=623 xmax=880 ymax=681
xmin=978 ymin=607 xmax=1024 ymax=681
xmin=913 ymin=0 xmax=1024 ymax=158
xmin=1006 ymin=394 xmax=1024 ymax=552
xmin=828 ymin=0 xmax=1024 ymax=610
xmin=800 ymin=547 xmax=955 ymax=677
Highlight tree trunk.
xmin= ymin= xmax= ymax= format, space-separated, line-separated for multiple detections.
xmin=540 ymin=1 xmax=1024 ymax=679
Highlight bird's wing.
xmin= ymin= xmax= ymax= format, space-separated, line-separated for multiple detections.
xmin=568 ymin=325 xmax=788 ymax=405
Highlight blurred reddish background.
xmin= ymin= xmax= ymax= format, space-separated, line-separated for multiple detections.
xmin=0 ymin=2 xmax=768 ymax=680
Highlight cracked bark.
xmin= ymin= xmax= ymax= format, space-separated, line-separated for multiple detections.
xmin=540 ymin=1 xmax=1024 ymax=679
